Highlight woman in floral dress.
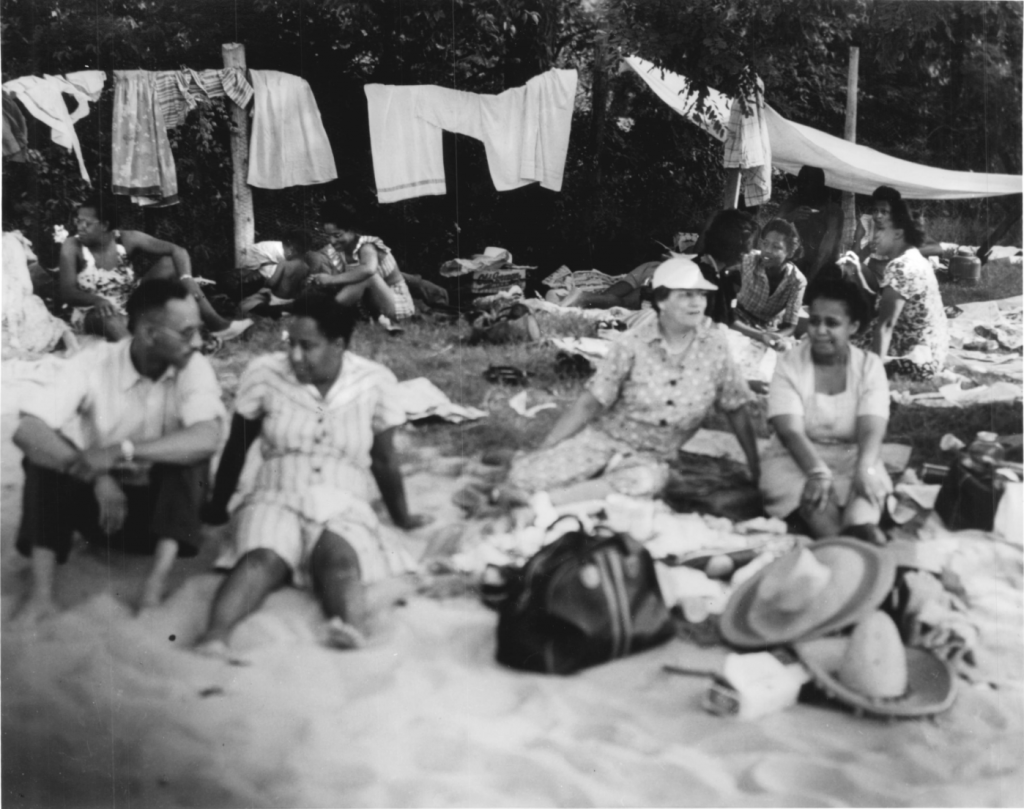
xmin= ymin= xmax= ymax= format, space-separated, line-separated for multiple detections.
xmin=844 ymin=198 xmax=948 ymax=380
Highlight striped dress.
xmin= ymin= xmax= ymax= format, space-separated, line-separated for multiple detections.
xmin=218 ymin=352 xmax=415 ymax=585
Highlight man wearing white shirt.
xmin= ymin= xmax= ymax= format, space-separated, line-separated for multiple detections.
xmin=13 ymin=278 xmax=226 ymax=622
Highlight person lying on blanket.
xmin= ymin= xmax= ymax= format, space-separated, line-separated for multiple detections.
xmin=559 ymin=259 xmax=662 ymax=310
xmin=238 ymin=229 xmax=333 ymax=315
xmin=195 ymin=292 xmax=429 ymax=659
xmin=506 ymin=256 xmax=761 ymax=499
xmin=734 ymin=218 xmax=808 ymax=350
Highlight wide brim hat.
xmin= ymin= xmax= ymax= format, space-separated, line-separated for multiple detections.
xmin=794 ymin=636 xmax=957 ymax=718
xmin=719 ymin=538 xmax=897 ymax=650
xmin=651 ymin=256 xmax=718 ymax=292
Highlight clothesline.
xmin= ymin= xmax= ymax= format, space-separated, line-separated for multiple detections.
xmin=3 ymin=66 xmax=337 ymax=202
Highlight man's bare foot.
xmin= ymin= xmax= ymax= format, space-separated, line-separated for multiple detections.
xmin=193 ymin=638 xmax=250 ymax=666
xmin=324 ymin=617 xmax=367 ymax=650
xmin=12 ymin=596 xmax=58 ymax=627
xmin=138 ymin=577 xmax=167 ymax=612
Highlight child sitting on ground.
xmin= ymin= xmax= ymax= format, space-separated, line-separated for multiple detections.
xmin=734 ymin=218 xmax=808 ymax=350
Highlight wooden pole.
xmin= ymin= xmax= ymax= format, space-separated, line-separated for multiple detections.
xmin=222 ymin=42 xmax=254 ymax=268
xmin=723 ymin=168 xmax=742 ymax=210
xmin=841 ymin=46 xmax=860 ymax=250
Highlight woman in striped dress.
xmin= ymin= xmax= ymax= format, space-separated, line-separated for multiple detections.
xmin=196 ymin=292 xmax=427 ymax=658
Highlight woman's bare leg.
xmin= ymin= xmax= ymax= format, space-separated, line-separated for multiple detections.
xmin=333 ymin=276 xmax=398 ymax=320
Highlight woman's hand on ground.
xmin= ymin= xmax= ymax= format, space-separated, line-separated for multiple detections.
xmin=853 ymin=464 xmax=891 ymax=506
xmin=800 ymin=475 xmax=833 ymax=513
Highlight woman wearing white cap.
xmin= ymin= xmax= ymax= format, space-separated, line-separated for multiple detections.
xmin=507 ymin=256 xmax=760 ymax=497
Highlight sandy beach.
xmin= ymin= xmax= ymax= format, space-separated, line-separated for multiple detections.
xmin=2 ymin=370 xmax=1023 ymax=808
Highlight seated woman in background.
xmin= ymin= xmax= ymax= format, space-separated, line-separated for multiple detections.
xmin=694 ymin=208 xmax=759 ymax=328
xmin=734 ymin=218 xmax=807 ymax=349
xmin=844 ymin=185 xmax=904 ymax=302
xmin=845 ymin=198 xmax=949 ymax=380
xmin=759 ymin=279 xmax=891 ymax=543
xmin=506 ymin=257 xmax=760 ymax=498
xmin=196 ymin=292 xmax=427 ymax=658
xmin=309 ymin=213 xmax=415 ymax=323
xmin=59 ymin=197 xmax=251 ymax=342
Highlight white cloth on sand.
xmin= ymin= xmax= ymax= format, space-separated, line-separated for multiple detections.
xmin=248 ymin=70 xmax=337 ymax=189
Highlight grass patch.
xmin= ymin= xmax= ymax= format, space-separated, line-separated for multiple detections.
xmin=939 ymin=260 xmax=1023 ymax=306
xmin=212 ymin=266 xmax=1021 ymax=473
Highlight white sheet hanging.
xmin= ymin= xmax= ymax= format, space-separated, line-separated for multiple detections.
xmin=365 ymin=69 xmax=577 ymax=203
xmin=247 ymin=70 xmax=337 ymax=189
xmin=624 ymin=55 xmax=1022 ymax=200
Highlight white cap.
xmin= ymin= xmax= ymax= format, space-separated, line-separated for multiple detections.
xmin=651 ymin=256 xmax=718 ymax=291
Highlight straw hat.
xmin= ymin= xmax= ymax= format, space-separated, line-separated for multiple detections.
xmin=651 ymin=257 xmax=718 ymax=292
xmin=719 ymin=538 xmax=896 ymax=649
xmin=794 ymin=611 xmax=957 ymax=718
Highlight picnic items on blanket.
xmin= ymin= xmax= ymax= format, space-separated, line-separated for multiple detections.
xmin=483 ymin=364 xmax=530 ymax=386
xmin=935 ymin=431 xmax=1020 ymax=531
xmin=663 ymin=451 xmax=764 ymax=522
xmin=493 ymin=518 xmax=675 ymax=674
xmin=719 ymin=539 xmax=897 ymax=650
xmin=541 ymin=265 xmax=625 ymax=300
xmin=886 ymin=568 xmax=979 ymax=672
xmin=701 ymin=650 xmax=810 ymax=719
xmin=439 ymin=247 xmax=539 ymax=312
xmin=469 ymin=300 xmax=540 ymax=344
xmin=794 ymin=611 xmax=957 ymax=719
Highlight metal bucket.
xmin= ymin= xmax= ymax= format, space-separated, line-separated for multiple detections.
xmin=949 ymin=255 xmax=982 ymax=285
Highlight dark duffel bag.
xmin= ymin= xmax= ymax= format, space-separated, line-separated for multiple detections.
xmin=935 ymin=456 xmax=1007 ymax=531
xmin=494 ymin=520 xmax=675 ymax=674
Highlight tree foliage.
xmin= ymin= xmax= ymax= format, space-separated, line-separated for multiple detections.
xmin=2 ymin=0 xmax=1020 ymax=277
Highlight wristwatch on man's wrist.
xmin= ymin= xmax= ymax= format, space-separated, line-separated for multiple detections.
xmin=119 ymin=439 xmax=136 ymax=464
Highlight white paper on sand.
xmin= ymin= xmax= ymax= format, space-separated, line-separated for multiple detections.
xmin=393 ymin=377 xmax=488 ymax=423
xmin=508 ymin=390 xmax=557 ymax=419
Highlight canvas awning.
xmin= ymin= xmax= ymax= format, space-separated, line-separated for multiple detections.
xmin=625 ymin=55 xmax=1023 ymax=200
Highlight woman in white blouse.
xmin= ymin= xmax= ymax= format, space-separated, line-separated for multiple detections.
xmin=196 ymin=292 xmax=426 ymax=658
xmin=759 ymin=279 xmax=892 ymax=543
